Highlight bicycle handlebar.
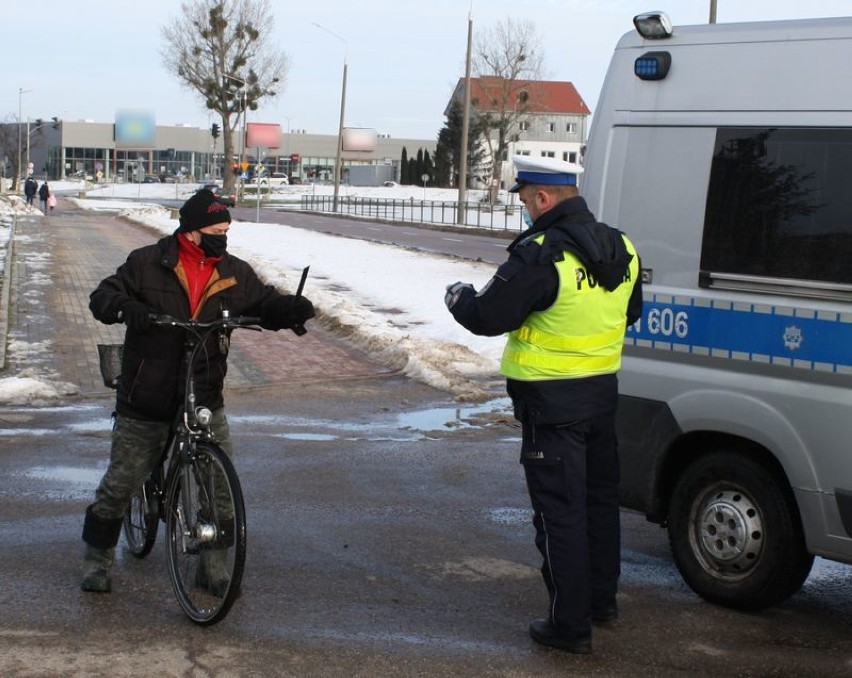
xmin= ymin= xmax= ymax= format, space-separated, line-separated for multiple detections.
xmin=146 ymin=266 xmax=309 ymax=336
xmin=149 ymin=314 xmax=262 ymax=330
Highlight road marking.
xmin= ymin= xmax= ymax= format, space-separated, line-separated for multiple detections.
xmin=442 ymin=237 xmax=463 ymax=242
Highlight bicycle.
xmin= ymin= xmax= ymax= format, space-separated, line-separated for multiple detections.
xmin=98 ymin=312 xmax=262 ymax=625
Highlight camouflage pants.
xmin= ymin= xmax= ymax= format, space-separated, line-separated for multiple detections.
xmin=89 ymin=409 xmax=232 ymax=522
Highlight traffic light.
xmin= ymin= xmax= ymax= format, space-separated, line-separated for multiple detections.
xmin=52 ymin=116 xmax=59 ymax=129
xmin=211 ymin=123 xmax=220 ymax=139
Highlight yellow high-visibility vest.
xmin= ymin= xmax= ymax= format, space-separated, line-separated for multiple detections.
xmin=500 ymin=233 xmax=638 ymax=381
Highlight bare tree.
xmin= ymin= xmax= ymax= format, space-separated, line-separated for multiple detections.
xmin=161 ymin=0 xmax=290 ymax=189
xmin=0 ymin=119 xmax=20 ymax=190
xmin=472 ymin=18 xmax=545 ymax=197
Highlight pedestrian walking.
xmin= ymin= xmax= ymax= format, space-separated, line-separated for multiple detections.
xmin=80 ymin=188 xmax=316 ymax=594
xmin=444 ymin=156 xmax=643 ymax=654
xmin=24 ymin=177 xmax=38 ymax=207
xmin=38 ymin=181 xmax=50 ymax=213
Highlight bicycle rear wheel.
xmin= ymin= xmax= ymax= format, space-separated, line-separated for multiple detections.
xmin=165 ymin=440 xmax=246 ymax=625
xmin=123 ymin=478 xmax=159 ymax=557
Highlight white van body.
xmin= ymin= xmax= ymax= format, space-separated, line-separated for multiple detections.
xmin=583 ymin=13 xmax=852 ymax=609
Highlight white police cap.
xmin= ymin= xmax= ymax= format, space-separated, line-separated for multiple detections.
xmin=508 ymin=155 xmax=584 ymax=193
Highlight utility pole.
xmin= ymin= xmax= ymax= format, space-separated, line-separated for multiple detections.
xmin=17 ymin=88 xmax=32 ymax=191
xmin=709 ymin=0 xmax=717 ymax=24
xmin=456 ymin=9 xmax=473 ymax=225
xmin=313 ymin=23 xmax=348 ymax=213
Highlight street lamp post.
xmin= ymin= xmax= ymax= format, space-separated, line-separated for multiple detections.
xmin=17 ymin=88 xmax=32 ymax=191
xmin=283 ymin=116 xmax=295 ymax=176
xmin=312 ymin=23 xmax=348 ymax=213
xmin=223 ymin=73 xmax=247 ymax=199
xmin=456 ymin=10 xmax=473 ymax=225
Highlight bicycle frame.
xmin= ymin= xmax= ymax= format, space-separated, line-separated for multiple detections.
xmin=118 ymin=312 xmax=262 ymax=624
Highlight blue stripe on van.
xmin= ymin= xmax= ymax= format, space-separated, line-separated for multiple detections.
xmin=625 ymin=295 xmax=852 ymax=372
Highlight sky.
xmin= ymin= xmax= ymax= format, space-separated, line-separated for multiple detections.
xmin=3 ymin=1 xmax=851 ymax=141
xmin=0 ymin=181 xmax=506 ymax=405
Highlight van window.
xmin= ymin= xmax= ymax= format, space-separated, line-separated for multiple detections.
xmin=701 ymin=128 xmax=852 ymax=291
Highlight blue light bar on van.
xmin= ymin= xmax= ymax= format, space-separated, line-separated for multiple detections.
xmin=635 ymin=51 xmax=671 ymax=80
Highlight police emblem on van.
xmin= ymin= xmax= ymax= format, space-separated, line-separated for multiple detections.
xmin=783 ymin=325 xmax=803 ymax=351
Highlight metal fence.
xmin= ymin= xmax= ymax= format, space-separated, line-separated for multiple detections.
xmin=300 ymin=195 xmax=525 ymax=232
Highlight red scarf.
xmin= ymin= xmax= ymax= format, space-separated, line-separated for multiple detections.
xmin=177 ymin=234 xmax=223 ymax=315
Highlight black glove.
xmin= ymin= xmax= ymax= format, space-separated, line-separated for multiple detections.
xmin=444 ymin=282 xmax=475 ymax=311
xmin=261 ymin=295 xmax=315 ymax=331
xmin=120 ymin=300 xmax=150 ymax=331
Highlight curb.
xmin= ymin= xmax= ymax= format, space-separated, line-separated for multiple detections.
xmin=0 ymin=214 xmax=16 ymax=371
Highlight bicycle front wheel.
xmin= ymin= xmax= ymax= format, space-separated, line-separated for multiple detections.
xmin=165 ymin=441 xmax=246 ymax=625
xmin=123 ymin=478 xmax=159 ymax=558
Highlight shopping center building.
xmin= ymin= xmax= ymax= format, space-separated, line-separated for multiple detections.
xmin=11 ymin=118 xmax=436 ymax=185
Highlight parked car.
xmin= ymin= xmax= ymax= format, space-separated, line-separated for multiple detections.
xmin=252 ymin=171 xmax=289 ymax=187
xmin=142 ymin=175 xmax=161 ymax=183
xmin=199 ymin=183 xmax=236 ymax=207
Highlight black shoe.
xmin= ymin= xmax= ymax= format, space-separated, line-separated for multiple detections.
xmin=529 ymin=619 xmax=592 ymax=654
xmin=592 ymin=603 xmax=619 ymax=625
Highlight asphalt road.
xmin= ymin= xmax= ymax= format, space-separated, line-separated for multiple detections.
xmin=2 ymin=383 xmax=851 ymax=677
xmin=234 ymin=207 xmax=516 ymax=265
xmin=93 ymin=192 xmax=517 ymax=265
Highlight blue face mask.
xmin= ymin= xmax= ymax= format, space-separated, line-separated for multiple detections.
xmin=522 ymin=207 xmax=534 ymax=228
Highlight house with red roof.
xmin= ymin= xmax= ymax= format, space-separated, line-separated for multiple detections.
xmin=446 ymin=76 xmax=590 ymax=191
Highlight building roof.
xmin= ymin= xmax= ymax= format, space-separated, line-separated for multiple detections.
xmin=447 ymin=76 xmax=590 ymax=117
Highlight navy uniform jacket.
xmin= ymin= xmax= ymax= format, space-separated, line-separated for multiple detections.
xmin=449 ymin=196 xmax=643 ymax=426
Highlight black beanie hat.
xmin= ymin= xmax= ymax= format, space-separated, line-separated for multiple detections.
xmin=177 ymin=189 xmax=232 ymax=233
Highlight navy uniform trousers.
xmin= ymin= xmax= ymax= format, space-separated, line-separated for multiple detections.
xmin=520 ymin=412 xmax=621 ymax=636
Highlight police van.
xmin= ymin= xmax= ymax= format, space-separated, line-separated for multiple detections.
xmin=582 ymin=12 xmax=852 ymax=610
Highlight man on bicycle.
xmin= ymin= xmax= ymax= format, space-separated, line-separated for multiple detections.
xmin=81 ymin=188 xmax=315 ymax=593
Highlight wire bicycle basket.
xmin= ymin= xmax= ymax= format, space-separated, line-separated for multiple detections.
xmin=97 ymin=344 xmax=124 ymax=389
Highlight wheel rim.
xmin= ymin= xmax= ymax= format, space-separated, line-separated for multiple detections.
xmin=124 ymin=488 xmax=155 ymax=555
xmin=689 ymin=487 xmax=765 ymax=580
xmin=124 ymin=493 xmax=146 ymax=548
xmin=166 ymin=443 xmax=245 ymax=625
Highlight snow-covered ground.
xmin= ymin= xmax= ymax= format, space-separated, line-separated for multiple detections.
xmin=0 ymin=181 xmax=508 ymax=405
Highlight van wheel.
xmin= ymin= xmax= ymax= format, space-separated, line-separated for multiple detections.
xmin=667 ymin=451 xmax=813 ymax=611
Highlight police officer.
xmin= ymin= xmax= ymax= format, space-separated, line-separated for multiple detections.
xmin=444 ymin=156 xmax=642 ymax=654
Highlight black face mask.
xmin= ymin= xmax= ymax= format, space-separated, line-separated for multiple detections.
xmin=200 ymin=233 xmax=227 ymax=258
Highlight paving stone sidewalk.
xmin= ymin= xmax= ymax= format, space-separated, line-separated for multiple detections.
xmin=3 ymin=200 xmax=394 ymax=397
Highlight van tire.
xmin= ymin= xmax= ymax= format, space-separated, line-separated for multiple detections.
xmin=667 ymin=450 xmax=813 ymax=611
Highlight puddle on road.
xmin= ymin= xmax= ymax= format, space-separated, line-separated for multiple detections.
xmin=16 ymin=465 xmax=104 ymax=501
xmin=24 ymin=466 xmax=102 ymax=485
xmin=396 ymin=398 xmax=512 ymax=432
xmin=485 ymin=507 xmax=531 ymax=525
xmin=274 ymin=432 xmax=339 ymax=442
xmin=233 ymin=398 xmax=515 ymax=441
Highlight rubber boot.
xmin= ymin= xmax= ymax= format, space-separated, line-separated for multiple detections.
xmin=81 ymin=545 xmax=115 ymax=593
xmin=80 ymin=504 xmax=123 ymax=593
xmin=196 ymin=548 xmax=230 ymax=597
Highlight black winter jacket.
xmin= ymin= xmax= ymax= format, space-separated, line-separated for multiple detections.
xmin=450 ymin=196 xmax=643 ymax=425
xmin=90 ymin=235 xmax=292 ymax=421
